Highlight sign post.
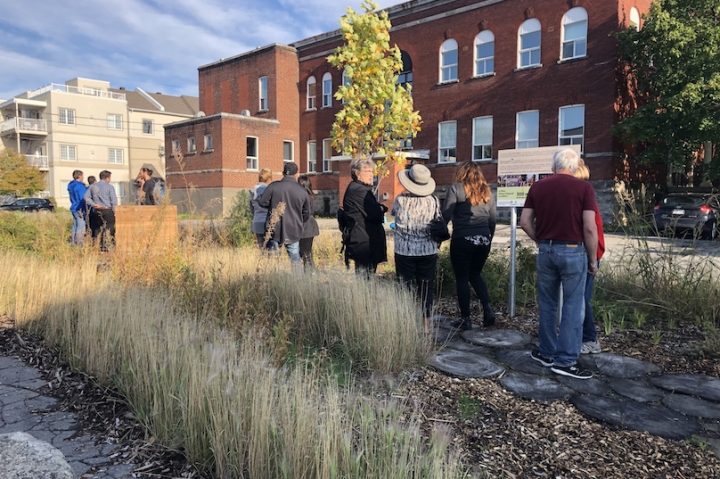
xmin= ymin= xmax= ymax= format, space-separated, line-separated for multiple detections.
xmin=496 ymin=145 xmax=581 ymax=317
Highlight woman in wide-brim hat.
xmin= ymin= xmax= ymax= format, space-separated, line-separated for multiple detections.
xmin=392 ymin=163 xmax=443 ymax=334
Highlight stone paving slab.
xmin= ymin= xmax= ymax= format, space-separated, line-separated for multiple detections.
xmin=428 ymin=349 xmax=505 ymax=379
xmin=0 ymin=355 xmax=135 ymax=478
xmin=461 ymin=329 xmax=532 ymax=349
xmin=650 ymin=374 xmax=720 ymax=402
xmin=607 ymin=378 xmax=667 ymax=403
xmin=578 ymin=353 xmax=661 ymax=378
xmin=663 ymin=394 xmax=720 ymax=419
xmin=499 ymin=371 xmax=573 ymax=403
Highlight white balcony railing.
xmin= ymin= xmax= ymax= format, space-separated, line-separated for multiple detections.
xmin=0 ymin=118 xmax=47 ymax=134
xmin=29 ymin=83 xmax=126 ymax=101
xmin=25 ymin=155 xmax=49 ymax=170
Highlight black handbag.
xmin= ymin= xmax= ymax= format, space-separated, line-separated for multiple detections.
xmin=428 ymin=196 xmax=450 ymax=243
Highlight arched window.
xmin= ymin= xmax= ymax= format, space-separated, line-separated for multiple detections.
xmin=306 ymin=76 xmax=316 ymax=110
xmin=518 ymin=19 xmax=541 ymax=68
xmin=439 ymin=39 xmax=458 ymax=83
xmin=341 ymin=69 xmax=350 ymax=104
xmin=322 ymin=72 xmax=332 ymax=108
xmin=629 ymin=7 xmax=641 ymax=31
xmin=561 ymin=7 xmax=588 ymax=60
xmin=474 ymin=30 xmax=495 ymax=76
xmin=398 ymin=50 xmax=413 ymax=86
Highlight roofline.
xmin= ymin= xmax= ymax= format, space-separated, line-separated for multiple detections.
xmin=136 ymin=87 xmax=166 ymax=112
xmin=164 ymin=112 xmax=280 ymax=128
xmin=198 ymin=43 xmax=297 ymax=71
xmin=291 ymin=0 xmax=480 ymax=50
xmin=128 ymin=107 xmax=195 ymax=117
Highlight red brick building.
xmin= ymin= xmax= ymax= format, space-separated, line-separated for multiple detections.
xmin=166 ymin=0 xmax=652 ymax=216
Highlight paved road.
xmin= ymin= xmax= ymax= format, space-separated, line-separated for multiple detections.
xmin=0 ymin=355 xmax=135 ymax=478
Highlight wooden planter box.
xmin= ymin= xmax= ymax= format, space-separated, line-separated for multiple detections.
xmin=114 ymin=205 xmax=178 ymax=252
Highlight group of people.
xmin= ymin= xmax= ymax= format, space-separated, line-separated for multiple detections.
xmin=67 ymin=164 xmax=165 ymax=250
xmin=249 ymin=162 xmax=319 ymax=268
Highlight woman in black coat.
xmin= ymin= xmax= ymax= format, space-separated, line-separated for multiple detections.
xmin=341 ymin=159 xmax=387 ymax=274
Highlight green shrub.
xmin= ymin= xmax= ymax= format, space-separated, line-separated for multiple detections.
xmin=226 ymin=190 xmax=255 ymax=247
xmin=0 ymin=211 xmax=71 ymax=257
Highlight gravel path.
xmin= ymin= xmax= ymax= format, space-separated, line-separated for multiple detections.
xmin=0 ymin=355 xmax=135 ymax=478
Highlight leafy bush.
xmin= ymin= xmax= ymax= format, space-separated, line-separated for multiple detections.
xmin=0 ymin=211 xmax=72 ymax=258
xmin=226 ymin=190 xmax=256 ymax=247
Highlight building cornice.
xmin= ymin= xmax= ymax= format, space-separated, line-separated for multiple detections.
xmin=199 ymin=44 xmax=297 ymax=71
xmin=164 ymin=112 xmax=280 ymax=129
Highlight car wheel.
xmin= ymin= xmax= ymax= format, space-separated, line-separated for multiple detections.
xmin=701 ymin=222 xmax=718 ymax=241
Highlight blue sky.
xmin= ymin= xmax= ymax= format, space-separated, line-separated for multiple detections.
xmin=0 ymin=0 xmax=398 ymax=100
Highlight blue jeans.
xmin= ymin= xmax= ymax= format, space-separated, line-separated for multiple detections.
xmin=71 ymin=210 xmax=86 ymax=245
xmin=536 ymin=242 xmax=588 ymax=366
xmin=582 ymin=262 xmax=599 ymax=343
xmin=268 ymin=240 xmax=302 ymax=265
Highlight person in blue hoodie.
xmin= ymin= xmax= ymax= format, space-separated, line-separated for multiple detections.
xmin=67 ymin=170 xmax=87 ymax=245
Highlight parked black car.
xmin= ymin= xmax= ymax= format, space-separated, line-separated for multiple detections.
xmin=0 ymin=198 xmax=54 ymax=213
xmin=653 ymin=193 xmax=719 ymax=240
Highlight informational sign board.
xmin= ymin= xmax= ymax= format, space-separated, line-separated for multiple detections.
xmin=496 ymin=145 xmax=581 ymax=207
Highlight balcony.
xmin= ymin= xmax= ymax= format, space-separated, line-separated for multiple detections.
xmin=29 ymin=83 xmax=126 ymax=101
xmin=0 ymin=118 xmax=48 ymax=136
xmin=25 ymin=154 xmax=49 ymax=171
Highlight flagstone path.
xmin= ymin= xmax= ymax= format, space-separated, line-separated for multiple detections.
xmin=0 ymin=356 xmax=135 ymax=478
xmin=429 ymin=316 xmax=720 ymax=449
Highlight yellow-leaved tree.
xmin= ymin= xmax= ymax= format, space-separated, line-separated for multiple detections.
xmin=328 ymin=0 xmax=421 ymax=187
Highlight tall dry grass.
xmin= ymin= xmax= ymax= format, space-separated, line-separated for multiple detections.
xmin=0 ymin=252 xmax=462 ymax=478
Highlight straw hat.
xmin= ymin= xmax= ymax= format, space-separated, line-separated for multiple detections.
xmin=397 ymin=164 xmax=436 ymax=197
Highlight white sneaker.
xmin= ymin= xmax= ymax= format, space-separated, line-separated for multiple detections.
xmin=581 ymin=341 xmax=602 ymax=354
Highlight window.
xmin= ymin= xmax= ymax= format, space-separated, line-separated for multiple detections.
xmin=322 ymin=138 xmax=333 ymax=172
xmin=59 ymin=108 xmax=75 ymax=125
xmin=561 ymin=7 xmax=588 ymax=60
xmin=259 ymin=76 xmax=268 ymax=111
xmin=246 ymin=137 xmax=258 ymax=170
xmin=472 ymin=116 xmax=493 ymax=161
xmin=438 ymin=121 xmax=457 ymax=163
xmin=204 ymin=134 xmax=213 ymax=151
xmin=398 ymin=51 xmax=413 ymax=87
xmin=474 ymin=31 xmax=495 ymax=76
xmin=171 ymin=139 xmax=180 ymax=153
xmin=187 ymin=136 xmax=196 ymax=153
xmin=307 ymin=141 xmax=317 ymax=173
xmin=518 ymin=19 xmax=542 ymax=68
xmin=516 ymin=110 xmax=540 ymax=149
xmin=629 ymin=7 xmax=641 ymax=30
xmin=108 ymin=148 xmax=124 ymax=164
xmin=142 ymin=119 xmax=154 ymax=134
xmin=107 ymin=113 xmax=122 ymax=130
xmin=60 ymin=144 xmax=77 ymax=161
xmin=559 ymin=105 xmax=585 ymax=150
xmin=306 ymin=76 xmax=317 ymax=110
xmin=322 ymin=73 xmax=332 ymax=108
xmin=439 ymin=39 xmax=459 ymax=83
xmin=341 ymin=69 xmax=350 ymax=104
xmin=283 ymin=140 xmax=294 ymax=162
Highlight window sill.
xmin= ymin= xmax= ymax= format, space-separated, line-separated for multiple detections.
xmin=557 ymin=55 xmax=588 ymax=64
xmin=246 ymin=168 xmax=259 ymax=172
xmin=305 ymin=107 xmax=317 ymax=112
xmin=186 ymin=151 xmax=197 ymax=156
xmin=470 ymin=72 xmax=496 ymax=80
xmin=257 ymin=109 xmax=269 ymax=113
xmin=436 ymin=80 xmax=460 ymax=87
xmin=321 ymin=105 xmax=333 ymax=109
xmin=472 ymin=158 xmax=497 ymax=164
xmin=202 ymin=149 xmax=214 ymax=154
xmin=514 ymin=64 xmax=543 ymax=72
xmin=435 ymin=161 xmax=457 ymax=167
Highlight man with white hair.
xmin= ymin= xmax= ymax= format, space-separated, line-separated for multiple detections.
xmin=519 ymin=148 xmax=598 ymax=380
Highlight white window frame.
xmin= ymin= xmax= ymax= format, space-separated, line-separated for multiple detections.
xmin=283 ymin=140 xmax=294 ymax=163
xmin=106 ymin=113 xmax=122 ymax=130
xmin=322 ymin=138 xmax=333 ymax=172
xmin=59 ymin=107 xmax=75 ymax=125
xmin=438 ymin=121 xmax=457 ymax=164
xmin=307 ymin=140 xmax=317 ymax=173
xmin=629 ymin=7 xmax=641 ymax=30
xmin=322 ymin=73 xmax=333 ymax=108
xmin=558 ymin=104 xmax=585 ymax=151
xmin=439 ymin=39 xmax=459 ymax=83
xmin=474 ymin=31 xmax=495 ymax=77
xmin=246 ymin=136 xmax=259 ymax=171
xmin=187 ymin=136 xmax=196 ymax=153
xmin=341 ymin=69 xmax=350 ymax=104
xmin=561 ymin=7 xmax=588 ymax=61
xmin=516 ymin=110 xmax=540 ymax=149
xmin=171 ymin=139 xmax=180 ymax=153
xmin=60 ymin=144 xmax=77 ymax=161
xmin=203 ymin=134 xmax=213 ymax=151
xmin=306 ymin=76 xmax=317 ymax=110
xmin=472 ymin=116 xmax=493 ymax=161
xmin=518 ymin=19 xmax=542 ymax=69
xmin=258 ymin=76 xmax=269 ymax=111
xmin=142 ymin=119 xmax=154 ymax=135
xmin=108 ymin=148 xmax=124 ymax=165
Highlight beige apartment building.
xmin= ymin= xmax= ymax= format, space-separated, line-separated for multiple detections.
xmin=0 ymin=77 xmax=198 ymax=208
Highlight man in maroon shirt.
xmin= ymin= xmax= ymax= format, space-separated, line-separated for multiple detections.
xmin=519 ymin=149 xmax=598 ymax=380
